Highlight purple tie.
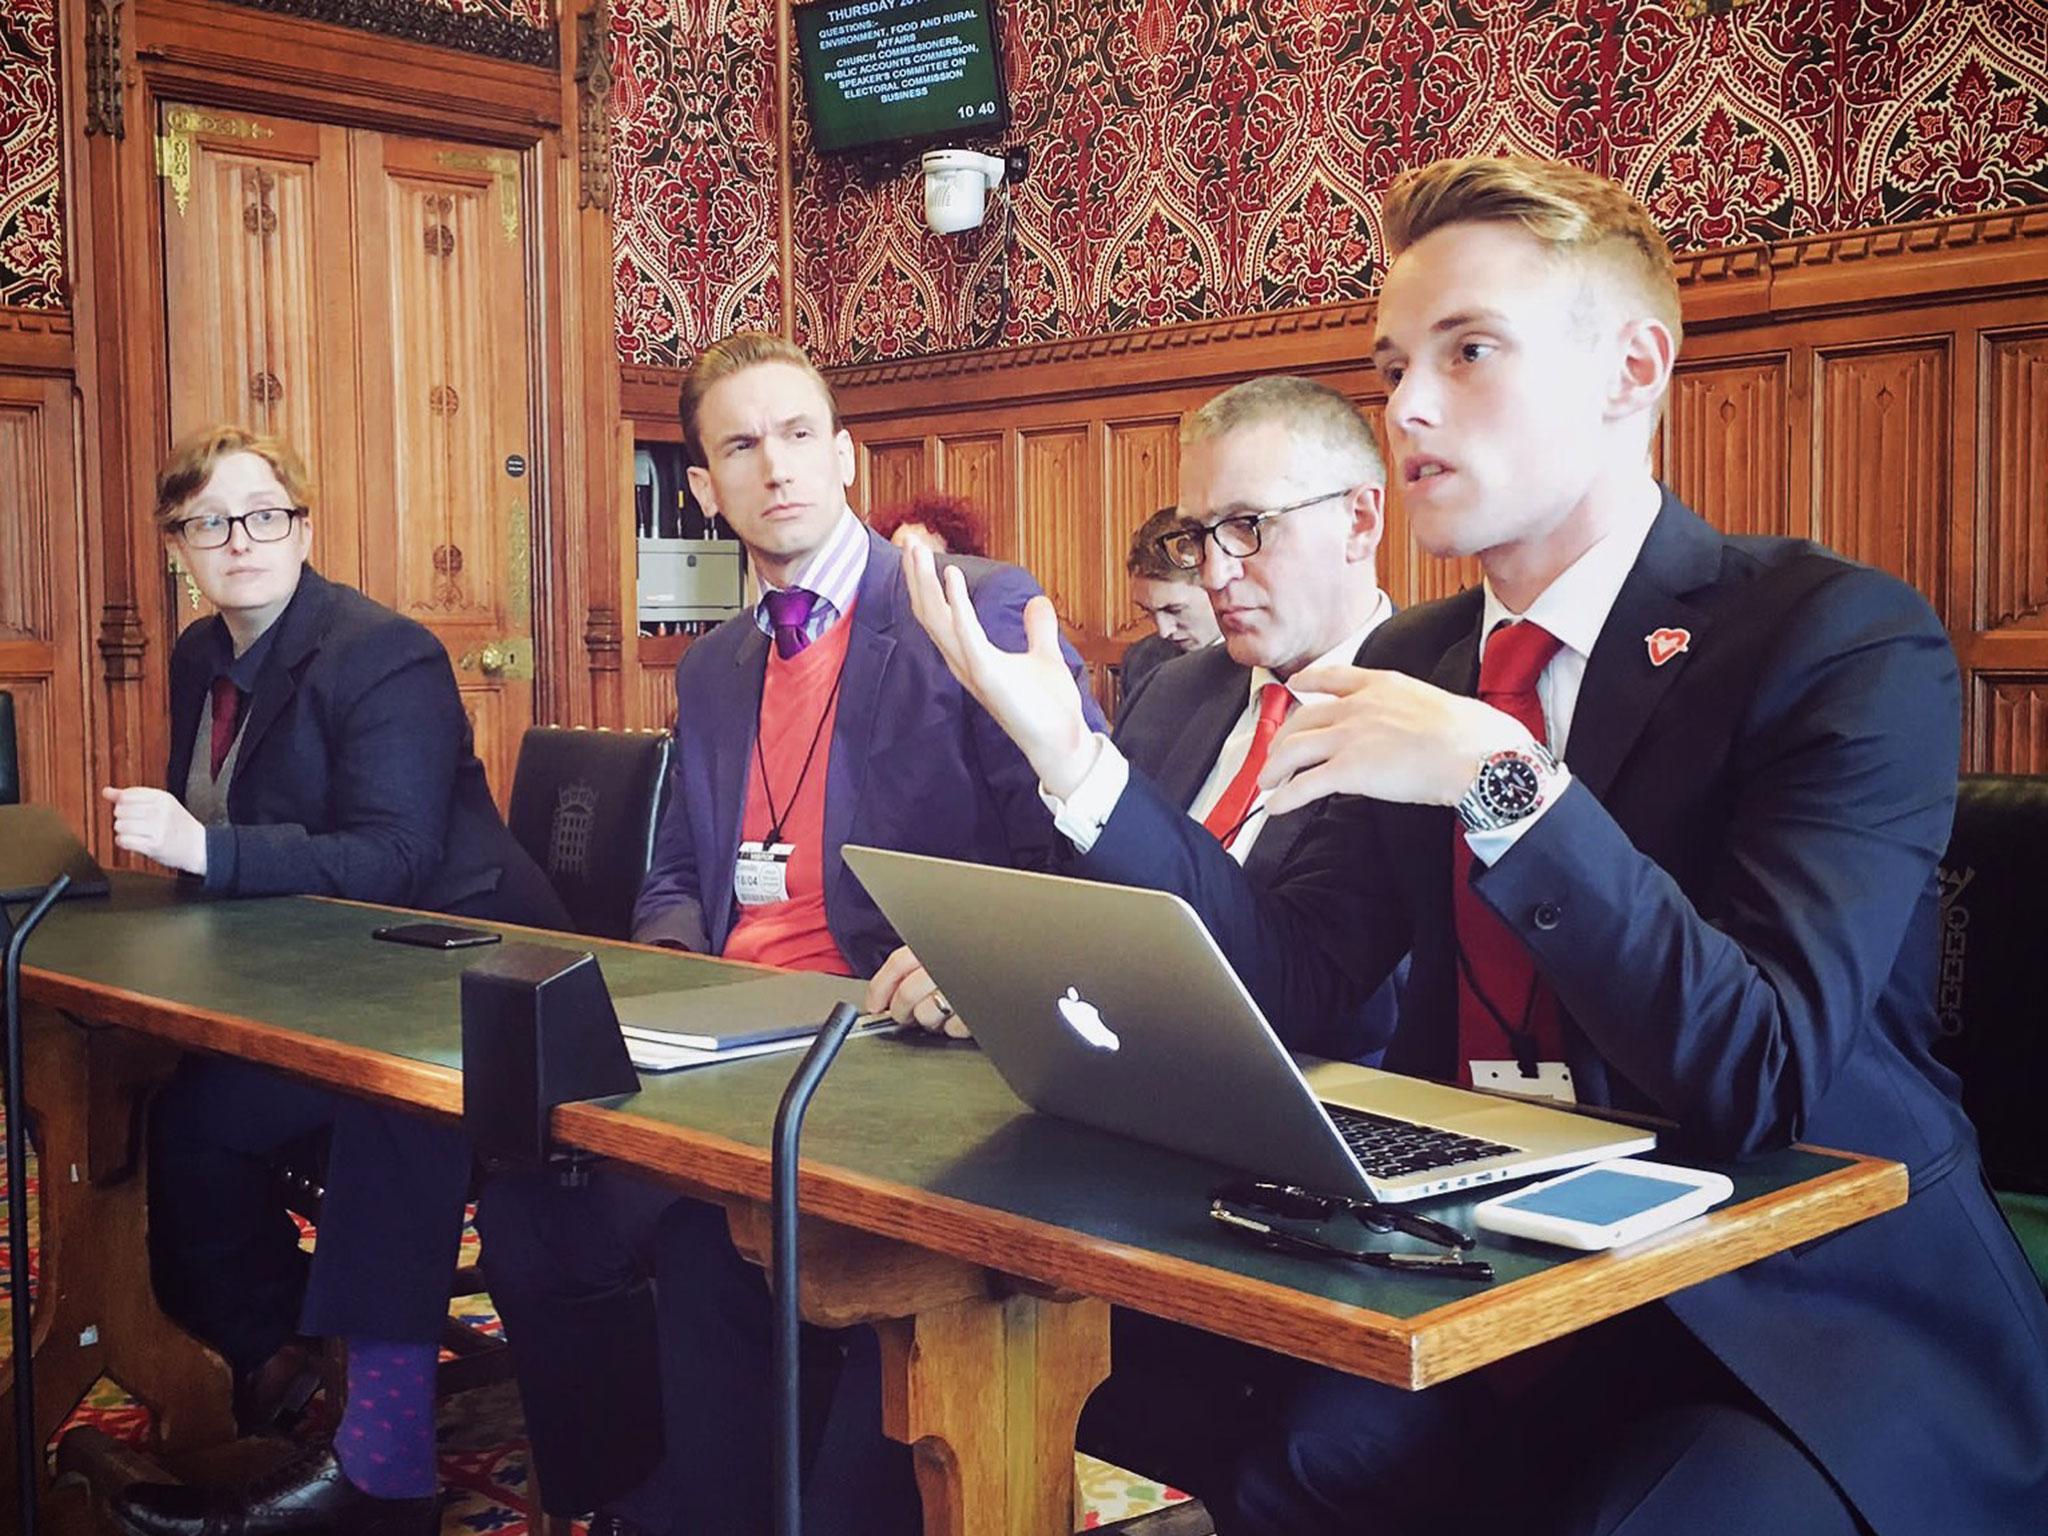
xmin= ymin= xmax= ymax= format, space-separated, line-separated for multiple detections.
xmin=764 ymin=587 xmax=818 ymax=659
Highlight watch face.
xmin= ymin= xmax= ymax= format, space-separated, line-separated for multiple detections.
xmin=1478 ymin=754 xmax=1544 ymax=819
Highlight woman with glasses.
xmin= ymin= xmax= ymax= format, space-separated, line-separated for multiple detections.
xmin=104 ymin=425 xmax=566 ymax=1536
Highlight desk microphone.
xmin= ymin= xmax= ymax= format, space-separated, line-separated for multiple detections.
xmin=769 ymin=1000 xmax=863 ymax=1536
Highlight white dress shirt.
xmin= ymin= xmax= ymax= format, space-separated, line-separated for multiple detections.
xmin=1051 ymin=501 xmax=1660 ymax=862
xmin=1186 ymin=593 xmax=1394 ymax=863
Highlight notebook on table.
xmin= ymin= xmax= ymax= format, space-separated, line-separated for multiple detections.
xmin=843 ymin=846 xmax=1653 ymax=1203
xmin=613 ymin=969 xmax=889 ymax=1071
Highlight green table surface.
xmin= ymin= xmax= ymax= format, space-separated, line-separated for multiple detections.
xmin=22 ymin=874 xmax=1866 ymax=1337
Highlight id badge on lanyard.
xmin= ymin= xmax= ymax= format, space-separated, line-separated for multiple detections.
xmin=735 ymin=840 xmax=794 ymax=906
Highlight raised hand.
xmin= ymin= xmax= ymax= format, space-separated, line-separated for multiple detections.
xmin=1260 ymin=665 xmax=1532 ymax=816
xmin=903 ymin=543 xmax=1098 ymax=798
xmin=101 ymin=785 xmax=211 ymax=875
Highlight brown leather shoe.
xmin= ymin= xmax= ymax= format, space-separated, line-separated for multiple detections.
xmin=110 ymin=1442 xmax=438 ymax=1536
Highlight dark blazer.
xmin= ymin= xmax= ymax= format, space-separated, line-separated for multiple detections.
xmin=634 ymin=530 xmax=1104 ymax=973
xmin=1112 ymin=638 xmax=1397 ymax=1061
xmin=167 ymin=566 xmax=565 ymax=929
xmin=1078 ymin=491 xmax=2048 ymax=1534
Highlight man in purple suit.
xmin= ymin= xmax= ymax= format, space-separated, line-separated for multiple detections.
xmin=478 ymin=333 xmax=1101 ymax=1536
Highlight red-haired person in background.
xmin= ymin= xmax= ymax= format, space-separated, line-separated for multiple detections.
xmin=870 ymin=490 xmax=988 ymax=558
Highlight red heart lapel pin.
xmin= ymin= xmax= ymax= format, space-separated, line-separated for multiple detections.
xmin=1645 ymin=627 xmax=1691 ymax=667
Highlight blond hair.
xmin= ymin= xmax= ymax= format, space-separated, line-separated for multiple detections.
xmin=1181 ymin=375 xmax=1386 ymax=488
xmin=1383 ymin=157 xmax=1683 ymax=350
xmin=678 ymin=331 xmax=841 ymax=465
xmin=155 ymin=426 xmax=313 ymax=531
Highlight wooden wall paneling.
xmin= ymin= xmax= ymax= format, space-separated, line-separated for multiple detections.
xmin=1663 ymin=356 xmax=1794 ymax=541
xmin=1979 ymin=677 xmax=2048 ymax=773
xmin=1103 ymin=417 xmax=1180 ymax=642
xmin=0 ymin=372 xmax=88 ymax=827
xmin=1980 ymin=328 xmax=2048 ymax=632
xmin=937 ymin=432 xmax=1008 ymax=560
xmin=1016 ymin=424 xmax=1104 ymax=643
xmin=159 ymin=110 xmax=364 ymax=592
xmin=859 ymin=438 xmax=931 ymax=518
xmin=1812 ymin=341 xmax=1950 ymax=621
xmin=353 ymin=129 xmax=538 ymax=802
xmin=635 ymin=651 xmax=680 ymax=733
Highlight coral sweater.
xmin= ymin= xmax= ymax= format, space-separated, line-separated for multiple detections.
xmin=723 ymin=604 xmax=856 ymax=976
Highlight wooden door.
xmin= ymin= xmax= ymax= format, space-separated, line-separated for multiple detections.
xmin=353 ymin=134 xmax=536 ymax=801
xmin=158 ymin=106 xmax=364 ymax=592
xmin=157 ymin=106 xmax=537 ymax=803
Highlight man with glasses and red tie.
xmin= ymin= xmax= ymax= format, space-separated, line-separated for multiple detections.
xmin=475 ymin=331 xmax=1102 ymax=1536
xmin=903 ymin=156 xmax=2048 ymax=1535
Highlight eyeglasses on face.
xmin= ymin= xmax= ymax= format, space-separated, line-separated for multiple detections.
xmin=1154 ymin=486 xmax=1355 ymax=570
xmin=174 ymin=506 xmax=306 ymax=550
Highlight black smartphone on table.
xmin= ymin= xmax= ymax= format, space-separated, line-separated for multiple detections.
xmin=371 ymin=922 xmax=502 ymax=950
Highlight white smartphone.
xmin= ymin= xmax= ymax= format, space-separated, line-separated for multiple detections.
xmin=1473 ymin=1158 xmax=1735 ymax=1251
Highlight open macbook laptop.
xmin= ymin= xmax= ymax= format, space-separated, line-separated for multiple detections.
xmin=0 ymin=803 xmax=112 ymax=903
xmin=844 ymin=846 xmax=1653 ymax=1203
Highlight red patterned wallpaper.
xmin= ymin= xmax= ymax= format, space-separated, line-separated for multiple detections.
xmin=611 ymin=0 xmax=2048 ymax=370
xmin=0 ymin=0 xmax=64 ymax=311
xmin=611 ymin=0 xmax=784 ymax=366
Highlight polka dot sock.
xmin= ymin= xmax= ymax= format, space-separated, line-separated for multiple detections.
xmin=332 ymin=1339 xmax=438 ymax=1500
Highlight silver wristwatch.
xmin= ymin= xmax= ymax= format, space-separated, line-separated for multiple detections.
xmin=1456 ymin=742 xmax=1562 ymax=833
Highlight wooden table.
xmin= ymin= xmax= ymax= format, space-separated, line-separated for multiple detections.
xmin=2 ymin=876 xmax=1908 ymax=1533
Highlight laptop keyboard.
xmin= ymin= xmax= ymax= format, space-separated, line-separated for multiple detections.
xmin=1326 ymin=1104 xmax=1521 ymax=1178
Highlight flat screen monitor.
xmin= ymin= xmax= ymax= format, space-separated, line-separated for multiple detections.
xmin=797 ymin=0 xmax=1009 ymax=156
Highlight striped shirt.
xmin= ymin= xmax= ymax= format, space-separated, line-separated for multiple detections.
xmin=749 ymin=507 xmax=870 ymax=648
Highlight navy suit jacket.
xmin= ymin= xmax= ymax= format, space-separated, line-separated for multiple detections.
xmin=634 ymin=530 xmax=1104 ymax=974
xmin=1078 ymin=492 xmax=2048 ymax=1534
xmin=1112 ymin=639 xmax=1398 ymax=1061
xmin=167 ymin=567 xmax=565 ymax=929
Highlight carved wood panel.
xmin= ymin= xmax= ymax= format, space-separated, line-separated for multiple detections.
xmin=1981 ymin=679 xmax=2048 ymax=774
xmin=938 ymin=433 xmax=1007 ymax=560
xmin=859 ymin=439 xmax=928 ymax=519
xmin=1017 ymin=426 xmax=1101 ymax=637
xmin=1815 ymin=342 xmax=1950 ymax=623
xmin=0 ymin=372 xmax=85 ymax=827
xmin=0 ymin=403 xmax=48 ymax=643
xmin=1105 ymin=417 xmax=1180 ymax=639
xmin=1982 ymin=329 xmax=2048 ymax=631
xmin=1664 ymin=357 xmax=1793 ymax=541
xmin=635 ymin=655 xmax=681 ymax=733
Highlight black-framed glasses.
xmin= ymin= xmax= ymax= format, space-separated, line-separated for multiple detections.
xmin=1208 ymin=1180 xmax=1493 ymax=1282
xmin=174 ymin=506 xmax=306 ymax=550
xmin=1155 ymin=486 xmax=1354 ymax=570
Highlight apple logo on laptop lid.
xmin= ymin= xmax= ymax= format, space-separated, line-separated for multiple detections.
xmin=1057 ymin=986 xmax=1120 ymax=1051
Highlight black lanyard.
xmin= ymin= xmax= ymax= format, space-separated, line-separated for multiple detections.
xmin=753 ymin=668 xmax=845 ymax=848
xmin=1452 ymin=940 xmax=1544 ymax=1076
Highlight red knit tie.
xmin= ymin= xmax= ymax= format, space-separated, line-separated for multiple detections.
xmin=209 ymin=675 xmax=242 ymax=779
xmin=1203 ymin=682 xmax=1293 ymax=847
xmin=1452 ymin=621 xmax=1565 ymax=1083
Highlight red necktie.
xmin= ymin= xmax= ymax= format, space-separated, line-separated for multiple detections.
xmin=1452 ymin=621 xmax=1566 ymax=1083
xmin=209 ymin=675 xmax=242 ymax=779
xmin=1203 ymin=682 xmax=1293 ymax=847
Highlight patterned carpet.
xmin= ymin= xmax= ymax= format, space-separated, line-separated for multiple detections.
xmin=0 ymin=1102 xmax=1187 ymax=1530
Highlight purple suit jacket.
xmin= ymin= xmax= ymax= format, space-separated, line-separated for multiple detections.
xmin=633 ymin=529 xmax=1104 ymax=975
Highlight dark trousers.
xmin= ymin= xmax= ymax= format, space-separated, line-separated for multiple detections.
xmin=147 ymin=1055 xmax=471 ymax=1377
xmin=476 ymin=1165 xmax=921 ymax=1534
xmin=1087 ymin=1304 xmax=1869 ymax=1536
